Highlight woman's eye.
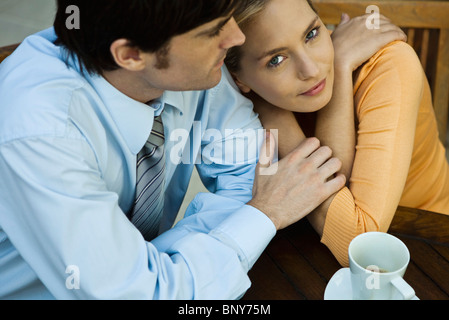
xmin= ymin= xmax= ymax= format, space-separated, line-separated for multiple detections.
xmin=268 ymin=55 xmax=286 ymax=68
xmin=306 ymin=27 xmax=320 ymax=41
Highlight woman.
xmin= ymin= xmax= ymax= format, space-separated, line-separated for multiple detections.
xmin=225 ymin=0 xmax=449 ymax=266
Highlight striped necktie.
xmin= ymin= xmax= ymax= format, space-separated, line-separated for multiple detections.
xmin=129 ymin=115 xmax=165 ymax=241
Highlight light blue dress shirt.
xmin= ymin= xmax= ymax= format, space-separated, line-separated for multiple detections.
xmin=0 ymin=28 xmax=276 ymax=299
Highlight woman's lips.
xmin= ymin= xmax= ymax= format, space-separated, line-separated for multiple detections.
xmin=300 ymin=79 xmax=326 ymax=96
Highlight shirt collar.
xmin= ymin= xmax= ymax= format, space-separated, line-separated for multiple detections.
xmin=158 ymin=90 xmax=185 ymax=114
xmin=83 ymin=76 xmax=190 ymax=156
xmin=48 ymin=24 xmax=186 ymax=154
xmin=85 ymin=73 xmax=158 ymax=155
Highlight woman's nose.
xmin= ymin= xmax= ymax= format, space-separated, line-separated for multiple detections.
xmin=295 ymin=53 xmax=320 ymax=80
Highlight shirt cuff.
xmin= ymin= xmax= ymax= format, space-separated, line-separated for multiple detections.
xmin=209 ymin=204 xmax=276 ymax=272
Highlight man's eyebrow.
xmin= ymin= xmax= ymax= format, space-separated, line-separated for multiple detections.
xmin=257 ymin=16 xmax=320 ymax=61
xmin=195 ymin=14 xmax=233 ymax=37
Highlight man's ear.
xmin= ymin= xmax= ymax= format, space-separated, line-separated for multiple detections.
xmin=110 ymin=39 xmax=146 ymax=71
xmin=230 ymin=72 xmax=251 ymax=94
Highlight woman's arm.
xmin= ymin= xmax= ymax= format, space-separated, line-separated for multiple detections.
xmin=249 ymin=92 xmax=306 ymax=160
xmin=316 ymin=14 xmax=407 ymax=179
xmin=310 ymin=14 xmax=407 ymax=235
xmin=321 ymin=41 xmax=424 ymax=265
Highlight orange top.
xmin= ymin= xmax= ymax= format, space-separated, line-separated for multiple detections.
xmin=321 ymin=41 xmax=449 ymax=266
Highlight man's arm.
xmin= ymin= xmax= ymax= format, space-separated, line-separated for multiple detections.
xmin=0 ymin=135 xmax=273 ymax=299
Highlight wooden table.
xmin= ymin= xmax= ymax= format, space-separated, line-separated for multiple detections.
xmin=243 ymin=206 xmax=449 ymax=300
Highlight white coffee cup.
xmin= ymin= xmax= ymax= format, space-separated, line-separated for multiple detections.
xmin=348 ymin=232 xmax=416 ymax=300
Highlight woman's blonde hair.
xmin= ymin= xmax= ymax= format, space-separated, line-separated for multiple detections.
xmin=225 ymin=0 xmax=315 ymax=73
xmin=226 ymin=0 xmax=268 ymax=73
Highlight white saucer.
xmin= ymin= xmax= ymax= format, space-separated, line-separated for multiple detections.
xmin=324 ymin=268 xmax=420 ymax=300
xmin=324 ymin=268 xmax=352 ymax=300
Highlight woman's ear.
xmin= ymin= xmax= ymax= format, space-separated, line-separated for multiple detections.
xmin=110 ymin=39 xmax=146 ymax=72
xmin=231 ymin=73 xmax=252 ymax=93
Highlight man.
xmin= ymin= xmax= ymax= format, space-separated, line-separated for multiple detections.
xmin=0 ymin=0 xmax=345 ymax=299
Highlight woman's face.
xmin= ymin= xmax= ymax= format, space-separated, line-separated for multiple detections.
xmin=235 ymin=0 xmax=335 ymax=112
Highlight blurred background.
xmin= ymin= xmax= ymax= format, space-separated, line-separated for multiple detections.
xmin=0 ymin=0 xmax=56 ymax=46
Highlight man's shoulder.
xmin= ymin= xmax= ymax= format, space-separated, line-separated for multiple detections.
xmin=0 ymin=32 xmax=88 ymax=144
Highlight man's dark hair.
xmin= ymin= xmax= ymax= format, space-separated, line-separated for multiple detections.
xmin=54 ymin=0 xmax=242 ymax=75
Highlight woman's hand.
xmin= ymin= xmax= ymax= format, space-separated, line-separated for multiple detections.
xmin=331 ymin=13 xmax=407 ymax=72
